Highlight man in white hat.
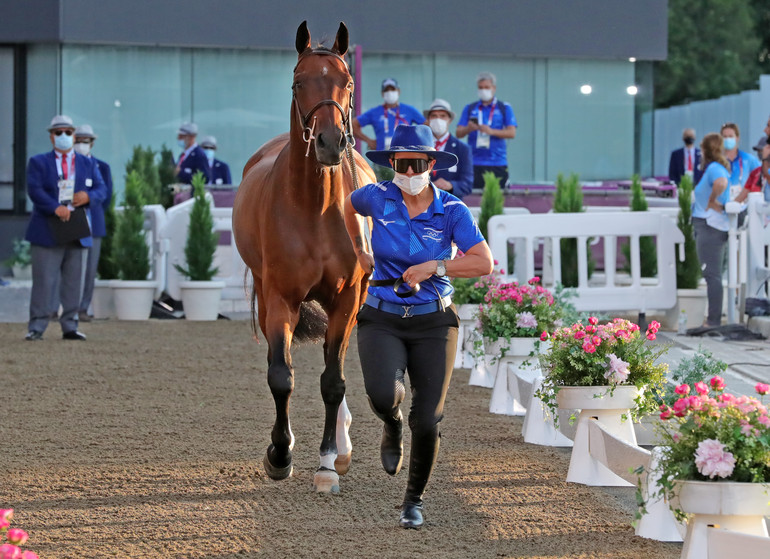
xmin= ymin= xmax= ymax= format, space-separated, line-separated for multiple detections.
xmin=73 ymin=124 xmax=113 ymax=320
xmin=24 ymin=115 xmax=107 ymax=341
xmin=200 ymin=135 xmax=232 ymax=185
xmin=423 ymin=99 xmax=474 ymax=201
xmin=175 ymin=122 xmax=210 ymax=184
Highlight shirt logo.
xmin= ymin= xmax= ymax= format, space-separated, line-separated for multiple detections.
xmin=378 ymin=219 xmax=395 ymax=226
xmin=422 ymin=228 xmax=443 ymax=242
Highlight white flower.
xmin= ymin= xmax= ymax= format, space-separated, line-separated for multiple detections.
xmin=516 ymin=311 xmax=538 ymax=329
xmin=604 ymin=353 xmax=630 ymax=384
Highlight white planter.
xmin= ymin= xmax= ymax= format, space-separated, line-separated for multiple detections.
xmin=180 ymin=280 xmax=225 ymax=321
xmin=91 ymin=279 xmax=115 ymax=319
xmin=456 ymin=303 xmax=478 ymax=321
xmin=488 ymin=337 xmax=539 ymax=416
xmin=11 ymin=264 xmax=32 ymax=280
xmin=110 ymin=280 xmax=156 ymax=320
xmin=557 ymin=385 xmax=640 ymax=486
xmin=663 ymin=288 xmax=708 ymax=331
xmin=672 ymin=480 xmax=770 ymax=559
xmin=455 ymin=303 xmax=479 ymax=371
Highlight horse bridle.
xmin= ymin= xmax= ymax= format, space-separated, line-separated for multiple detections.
xmin=291 ymin=48 xmax=356 ymax=156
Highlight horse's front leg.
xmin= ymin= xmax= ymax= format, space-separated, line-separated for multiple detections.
xmin=261 ymin=290 xmax=300 ymax=481
xmin=314 ymin=286 xmax=359 ymax=493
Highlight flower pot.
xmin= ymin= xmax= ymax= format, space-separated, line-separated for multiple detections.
xmin=456 ymin=303 xmax=477 ymax=321
xmin=488 ymin=337 xmax=538 ymax=416
xmin=110 ymin=280 xmax=156 ymax=320
xmin=557 ymin=385 xmax=640 ymax=486
xmin=663 ymin=288 xmax=707 ymax=331
xmin=91 ymin=279 xmax=115 ymax=319
xmin=456 ymin=304 xmax=479 ymax=372
xmin=180 ymin=280 xmax=225 ymax=321
xmin=671 ymin=480 xmax=770 ymax=559
xmin=11 ymin=264 xmax=31 ymax=280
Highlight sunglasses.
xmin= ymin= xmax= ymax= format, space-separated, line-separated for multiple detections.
xmin=53 ymin=130 xmax=74 ymax=136
xmin=392 ymin=158 xmax=431 ymax=174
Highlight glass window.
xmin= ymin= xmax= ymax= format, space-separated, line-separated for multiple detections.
xmin=0 ymin=48 xmax=14 ymax=210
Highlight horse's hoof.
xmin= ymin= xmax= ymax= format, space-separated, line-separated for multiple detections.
xmin=263 ymin=451 xmax=293 ymax=480
xmin=313 ymin=467 xmax=340 ymax=494
xmin=334 ymin=451 xmax=352 ymax=475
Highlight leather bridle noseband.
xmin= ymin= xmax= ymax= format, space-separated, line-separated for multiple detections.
xmin=292 ymin=48 xmax=355 ymax=155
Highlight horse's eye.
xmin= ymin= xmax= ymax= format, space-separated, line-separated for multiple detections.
xmin=292 ymin=81 xmax=302 ymax=90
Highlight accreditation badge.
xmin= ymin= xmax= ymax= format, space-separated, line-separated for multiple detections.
xmin=384 ymin=135 xmax=392 ymax=149
xmin=729 ymin=183 xmax=742 ymax=201
xmin=476 ymin=132 xmax=490 ymax=149
xmin=58 ymin=178 xmax=75 ymax=204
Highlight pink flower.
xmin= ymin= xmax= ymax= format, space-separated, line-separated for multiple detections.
xmin=540 ymin=331 xmax=549 ymax=341
xmin=719 ymin=392 xmax=735 ymax=404
xmin=687 ymin=395 xmax=704 ymax=410
xmin=0 ymin=518 xmax=8 ymax=530
xmin=582 ymin=341 xmax=596 ymax=353
xmin=710 ymin=376 xmax=726 ymax=391
xmin=694 ymin=382 xmax=709 ymax=395
xmin=674 ymin=384 xmax=690 ymax=396
xmin=592 ymin=335 xmax=601 ymax=346
xmin=574 ymin=331 xmax=586 ymax=340
xmin=585 ymin=324 xmax=596 ymax=334
xmin=604 ymin=353 xmax=630 ymax=384
xmin=0 ymin=545 xmax=20 ymax=559
xmin=0 ymin=509 xmax=13 ymax=522
xmin=646 ymin=331 xmax=656 ymax=341
xmin=588 ymin=316 xmax=598 ymax=325
xmin=672 ymin=398 xmax=689 ymax=417
xmin=659 ymin=408 xmax=673 ymax=420
xmin=528 ymin=276 xmax=540 ymax=285
xmin=694 ymin=439 xmax=736 ymax=479
xmin=516 ymin=311 xmax=538 ymax=329
xmin=756 ymin=383 xmax=770 ymax=396
xmin=21 ymin=553 xmax=39 ymax=559
xmin=5 ymin=530 xmax=27 ymax=546
xmin=758 ymin=414 xmax=770 ymax=427
xmin=649 ymin=320 xmax=661 ymax=331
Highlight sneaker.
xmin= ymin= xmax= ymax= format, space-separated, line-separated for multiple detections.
xmin=25 ymin=331 xmax=43 ymax=341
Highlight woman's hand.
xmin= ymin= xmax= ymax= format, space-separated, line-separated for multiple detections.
xmin=357 ymin=251 xmax=374 ymax=275
xmin=402 ymin=261 xmax=439 ymax=288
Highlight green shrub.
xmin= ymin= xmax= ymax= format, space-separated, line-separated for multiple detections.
xmin=97 ymin=196 xmax=118 ymax=279
xmin=552 ymin=173 xmax=594 ymax=287
xmin=4 ymin=238 xmax=31 ymax=267
xmin=621 ymin=174 xmax=657 ymax=277
xmin=478 ymin=171 xmax=504 ymax=241
xmin=676 ymin=174 xmax=700 ymax=289
xmin=174 ymin=172 xmax=219 ymax=281
xmin=114 ymin=170 xmax=151 ymax=281
xmin=125 ymin=145 xmax=161 ymax=205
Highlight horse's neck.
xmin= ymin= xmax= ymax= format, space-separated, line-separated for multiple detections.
xmin=287 ymin=134 xmax=347 ymax=213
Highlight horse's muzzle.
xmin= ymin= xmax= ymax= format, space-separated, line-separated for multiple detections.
xmin=315 ymin=127 xmax=347 ymax=166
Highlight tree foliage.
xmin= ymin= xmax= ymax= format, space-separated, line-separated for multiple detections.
xmin=553 ymin=173 xmax=594 ymax=287
xmin=656 ymin=0 xmax=763 ymax=108
xmin=114 ymin=170 xmax=151 ymax=281
xmin=621 ymin=175 xmax=657 ymax=277
xmin=125 ymin=145 xmax=161 ymax=205
xmin=478 ymin=171 xmax=504 ymax=241
xmin=676 ymin=174 xmax=701 ymax=289
xmin=174 ymin=172 xmax=219 ymax=281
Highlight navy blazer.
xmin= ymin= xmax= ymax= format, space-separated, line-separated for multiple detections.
xmin=25 ymin=150 xmax=107 ymax=247
xmin=177 ymin=145 xmax=211 ymax=184
xmin=209 ymin=159 xmax=232 ymax=185
xmin=432 ymin=135 xmax=474 ymax=200
xmin=669 ymin=146 xmax=703 ymax=185
xmin=90 ymin=157 xmax=113 ymax=238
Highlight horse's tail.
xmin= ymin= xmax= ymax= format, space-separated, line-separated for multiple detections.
xmin=294 ymin=301 xmax=328 ymax=343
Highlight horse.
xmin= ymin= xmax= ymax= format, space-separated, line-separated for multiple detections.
xmin=232 ymin=21 xmax=375 ymax=494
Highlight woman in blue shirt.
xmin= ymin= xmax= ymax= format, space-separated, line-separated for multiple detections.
xmin=344 ymin=124 xmax=494 ymax=529
xmin=692 ymin=132 xmax=730 ymax=327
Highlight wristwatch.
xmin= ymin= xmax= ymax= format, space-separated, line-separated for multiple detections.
xmin=436 ymin=260 xmax=447 ymax=277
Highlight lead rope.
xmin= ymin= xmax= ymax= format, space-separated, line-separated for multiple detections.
xmin=344 ymin=107 xmax=372 ymax=253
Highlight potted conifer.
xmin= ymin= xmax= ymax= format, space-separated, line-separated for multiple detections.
xmin=553 ymin=173 xmax=594 ymax=287
xmin=110 ymin=170 xmax=156 ymax=320
xmin=174 ymin=172 xmax=224 ymax=321
xmin=621 ymin=175 xmax=657 ymax=278
xmin=92 ymin=196 xmax=118 ymax=319
xmin=477 ymin=171 xmax=504 ymax=241
xmin=4 ymin=238 xmax=32 ymax=280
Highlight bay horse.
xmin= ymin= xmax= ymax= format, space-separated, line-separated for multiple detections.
xmin=232 ymin=21 xmax=375 ymax=493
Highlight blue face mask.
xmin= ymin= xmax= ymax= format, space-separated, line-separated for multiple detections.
xmin=177 ymin=138 xmax=187 ymax=149
xmin=203 ymin=148 xmax=216 ymax=159
xmin=723 ymin=137 xmax=737 ymax=150
xmin=54 ymin=133 xmax=74 ymax=151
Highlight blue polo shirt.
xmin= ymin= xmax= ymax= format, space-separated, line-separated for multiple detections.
xmin=356 ymin=103 xmax=425 ymax=150
xmin=458 ymin=98 xmax=517 ymax=166
xmin=350 ymin=181 xmax=485 ymax=305
xmin=693 ymin=161 xmax=730 ymax=218
xmin=726 ymin=149 xmax=760 ymax=193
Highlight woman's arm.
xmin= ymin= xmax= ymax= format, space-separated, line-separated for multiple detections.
xmin=401 ymin=241 xmax=494 ymax=287
xmin=707 ymin=176 xmax=728 ymax=211
xmin=343 ymin=195 xmax=374 ymax=274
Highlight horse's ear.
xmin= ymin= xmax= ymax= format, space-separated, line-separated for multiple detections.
xmin=296 ymin=20 xmax=311 ymax=54
xmin=332 ymin=22 xmax=349 ymax=56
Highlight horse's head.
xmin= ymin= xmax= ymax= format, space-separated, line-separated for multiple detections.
xmin=293 ymin=21 xmax=353 ymax=166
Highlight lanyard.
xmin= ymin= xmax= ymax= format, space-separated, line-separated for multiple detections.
xmin=477 ymin=100 xmax=496 ymax=126
xmin=730 ymin=156 xmax=743 ymax=185
xmin=383 ymin=104 xmax=405 ymax=135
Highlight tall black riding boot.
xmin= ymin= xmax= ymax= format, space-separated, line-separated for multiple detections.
xmin=379 ymin=410 xmax=404 ymax=476
xmin=399 ymin=428 xmax=440 ymax=529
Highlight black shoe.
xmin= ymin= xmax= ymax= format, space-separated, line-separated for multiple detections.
xmin=62 ymin=330 xmax=87 ymax=341
xmin=25 ymin=331 xmax=43 ymax=341
xmin=399 ymin=503 xmax=423 ymax=529
xmin=381 ymin=420 xmax=403 ymax=476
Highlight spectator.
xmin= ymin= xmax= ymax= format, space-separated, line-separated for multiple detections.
xmin=25 ymin=115 xmax=106 ymax=341
xmin=691 ymin=133 xmax=730 ymax=327
xmin=736 ymin=143 xmax=770 ymax=203
xmin=668 ymin=128 xmax=703 ymax=185
xmin=423 ymin=98 xmax=473 ymax=200
xmin=176 ymin=122 xmax=210 ymax=184
xmin=751 ymin=115 xmax=770 ymax=160
xmin=721 ymin=122 xmax=760 ymax=201
xmin=353 ymin=78 xmax=424 ymax=179
xmin=200 ymin=135 xmax=232 ymax=185
xmin=456 ymin=71 xmax=517 ymax=190
xmin=73 ymin=124 xmax=113 ymax=321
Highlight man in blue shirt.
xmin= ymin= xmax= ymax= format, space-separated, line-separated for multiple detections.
xmin=721 ymin=122 xmax=760 ymax=201
xmin=353 ymin=78 xmax=424 ymax=180
xmin=456 ymin=71 xmax=517 ymax=191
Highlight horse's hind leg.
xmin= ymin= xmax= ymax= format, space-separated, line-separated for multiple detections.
xmin=314 ymin=289 xmax=358 ymax=493
xmin=261 ymin=292 xmax=300 ymax=481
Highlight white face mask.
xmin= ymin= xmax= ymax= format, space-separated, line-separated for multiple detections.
xmin=478 ymin=88 xmax=494 ymax=102
xmin=393 ymin=171 xmax=430 ymax=196
xmin=54 ymin=133 xmax=74 ymax=151
xmin=429 ymin=118 xmax=448 ymax=137
xmin=383 ymin=90 xmax=399 ymax=105
xmin=74 ymin=142 xmax=91 ymax=156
